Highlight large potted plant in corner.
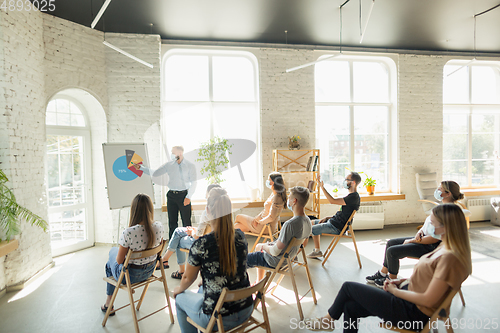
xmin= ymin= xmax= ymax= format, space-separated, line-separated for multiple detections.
xmin=0 ymin=169 xmax=48 ymax=244
xmin=196 ymin=136 xmax=233 ymax=184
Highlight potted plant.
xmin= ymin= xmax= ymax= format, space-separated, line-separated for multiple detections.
xmin=1 ymin=169 xmax=48 ymax=242
xmin=363 ymin=175 xmax=377 ymax=195
xmin=288 ymin=135 xmax=301 ymax=150
xmin=196 ymin=136 xmax=233 ymax=184
xmin=332 ymin=186 xmax=339 ymax=197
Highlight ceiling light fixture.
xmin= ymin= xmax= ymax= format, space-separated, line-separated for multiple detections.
xmin=359 ymin=0 xmax=375 ymax=43
xmin=286 ymin=0 xmax=348 ymax=73
xmin=91 ymin=0 xmax=112 ymax=29
xmin=447 ymin=3 xmax=500 ymax=77
xmin=103 ymin=41 xmax=154 ymax=68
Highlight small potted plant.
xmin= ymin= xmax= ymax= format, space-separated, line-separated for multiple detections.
xmin=332 ymin=186 xmax=339 ymax=197
xmin=363 ymin=175 xmax=377 ymax=195
xmin=288 ymin=135 xmax=301 ymax=150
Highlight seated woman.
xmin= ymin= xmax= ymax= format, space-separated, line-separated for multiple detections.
xmin=234 ymin=172 xmax=286 ymax=235
xmin=101 ymin=193 xmax=164 ymax=314
xmin=366 ymin=180 xmax=469 ymax=287
xmin=157 ymin=184 xmax=221 ymax=279
xmin=173 ymin=188 xmax=254 ymax=333
xmin=307 ymin=204 xmax=471 ymax=332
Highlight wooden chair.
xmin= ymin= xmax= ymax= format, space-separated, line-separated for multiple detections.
xmin=257 ymin=237 xmax=317 ymax=320
xmin=187 ymin=272 xmax=272 ymax=333
xmin=321 ymin=210 xmax=361 ymax=268
xmin=246 ymin=220 xmax=282 ymax=252
xmin=179 ymin=224 xmax=213 ymax=254
xmin=379 ymin=288 xmax=461 ymax=333
xmin=406 ymin=256 xmax=466 ymax=307
xmin=102 ymin=241 xmax=174 ymax=333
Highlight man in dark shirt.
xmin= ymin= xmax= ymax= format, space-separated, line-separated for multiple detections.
xmin=306 ymin=172 xmax=361 ymax=258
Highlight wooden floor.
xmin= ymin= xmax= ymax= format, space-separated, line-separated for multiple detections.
xmin=1 ymin=222 xmax=499 ymax=333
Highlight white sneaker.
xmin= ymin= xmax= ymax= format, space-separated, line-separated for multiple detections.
xmin=307 ymin=249 xmax=323 ymax=258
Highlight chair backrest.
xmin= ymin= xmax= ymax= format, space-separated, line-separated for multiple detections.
xmin=273 ymin=237 xmax=307 ymax=270
xmin=123 ymin=241 xmax=165 ymax=267
xmin=432 ymin=288 xmax=459 ymax=322
xmin=416 ymin=172 xmax=438 ymax=213
xmin=346 ymin=210 xmax=357 ymax=227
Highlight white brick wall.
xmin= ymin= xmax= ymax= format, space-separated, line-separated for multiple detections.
xmin=1 ymin=10 xmax=52 ymax=290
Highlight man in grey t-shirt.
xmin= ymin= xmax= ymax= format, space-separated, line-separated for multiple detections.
xmin=247 ymin=186 xmax=312 ymax=283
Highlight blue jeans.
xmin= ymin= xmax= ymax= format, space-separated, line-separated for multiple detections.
xmin=175 ymin=287 xmax=254 ymax=333
xmin=105 ymin=247 xmax=156 ymax=295
xmin=246 ymin=251 xmax=274 ymax=269
xmin=168 ymin=227 xmax=195 ymax=265
xmin=311 ymin=220 xmax=341 ymax=236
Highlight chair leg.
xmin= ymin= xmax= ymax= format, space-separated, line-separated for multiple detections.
xmin=322 ymin=236 xmax=341 ymax=266
xmin=125 ymin=272 xmax=141 ymax=333
xmin=287 ymin=259 xmax=304 ymax=321
xmin=350 ymin=229 xmax=362 ymax=269
xmin=102 ymin=272 xmax=125 ymax=327
xmin=136 ymin=283 xmax=150 ymax=311
xmin=160 ymin=263 xmax=175 ymax=324
xmin=261 ymin=295 xmax=271 ymax=333
xmin=458 ymin=289 xmax=466 ymax=307
xmin=302 ymin=251 xmax=317 ymax=305
xmin=270 ymin=273 xmax=286 ymax=296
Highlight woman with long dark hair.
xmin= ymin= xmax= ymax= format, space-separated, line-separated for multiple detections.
xmin=101 ymin=193 xmax=164 ymax=314
xmin=173 ymin=188 xmax=253 ymax=333
xmin=234 ymin=172 xmax=286 ymax=234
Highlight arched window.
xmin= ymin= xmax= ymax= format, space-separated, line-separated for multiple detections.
xmin=315 ymin=56 xmax=396 ymax=192
xmin=45 ymin=97 xmax=93 ymax=256
xmin=443 ymin=61 xmax=500 ymax=187
xmin=162 ymin=49 xmax=260 ymax=200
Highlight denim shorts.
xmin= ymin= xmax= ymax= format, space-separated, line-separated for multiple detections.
xmin=311 ymin=221 xmax=341 ymax=236
xmin=246 ymin=251 xmax=274 ymax=269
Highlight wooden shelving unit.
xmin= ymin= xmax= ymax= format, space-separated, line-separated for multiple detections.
xmin=273 ymin=149 xmax=320 ymax=218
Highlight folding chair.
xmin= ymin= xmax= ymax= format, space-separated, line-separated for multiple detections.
xmin=321 ymin=210 xmax=361 ymax=268
xmin=406 ymin=256 xmax=466 ymax=307
xmin=379 ymin=288 xmax=461 ymax=333
xmin=257 ymin=237 xmax=317 ymax=320
xmin=179 ymin=224 xmax=213 ymax=254
xmin=187 ymin=272 xmax=272 ymax=333
xmin=246 ymin=220 xmax=282 ymax=252
xmin=102 ymin=241 xmax=175 ymax=333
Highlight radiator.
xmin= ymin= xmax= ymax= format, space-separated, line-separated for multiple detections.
xmin=468 ymin=198 xmax=491 ymax=222
xmin=353 ymin=203 xmax=384 ymax=230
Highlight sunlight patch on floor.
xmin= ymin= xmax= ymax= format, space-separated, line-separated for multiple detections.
xmin=8 ymin=266 xmax=61 ymax=303
xmin=479 ymin=229 xmax=500 ymax=239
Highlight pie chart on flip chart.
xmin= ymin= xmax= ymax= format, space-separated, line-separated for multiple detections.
xmin=112 ymin=150 xmax=144 ymax=181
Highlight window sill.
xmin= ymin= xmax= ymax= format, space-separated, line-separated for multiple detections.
xmin=462 ymin=188 xmax=500 ymax=197
xmin=320 ymin=192 xmax=405 ymax=204
xmin=0 ymin=239 xmax=19 ymax=258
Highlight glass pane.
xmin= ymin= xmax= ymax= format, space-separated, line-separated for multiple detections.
xmin=443 ymin=160 xmax=468 ymax=186
xmin=164 ymin=55 xmax=209 ymax=101
xmin=443 ymin=64 xmax=469 ymax=104
xmin=316 ymin=106 xmax=350 ymax=189
xmin=472 ymin=66 xmax=500 ymax=104
xmin=472 ymin=160 xmax=495 ymax=185
xmin=48 ymin=189 xmax=61 ymax=207
xmin=46 ymin=100 xmax=56 ymax=112
xmin=443 ymin=112 xmax=468 ymax=134
xmin=47 ymin=154 xmax=59 ymax=189
xmin=353 ymin=62 xmax=389 ymax=103
xmin=49 ymin=209 xmax=86 ymax=247
xmin=212 ymin=56 xmax=255 ymax=102
xmin=443 ymin=134 xmax=467 ymax=160
xmin=357 ymin=162 xmax=387 ymax=190
xmin=472 ymin=134 xmax=494 ymax=160
xmin=57 ymin=113 xmax=70 ymax=126
xmin=71 ymin=115 xmax=85 ymax=127
xmin=69 ymin=101 xmax=83 ymax=115
xmin=56 ymin=99 xmax=70 ymax=114
xmin=315 ymin=60 xmax=350 ymax=103
xmin=46 ymin=112 xmax=57 ymax=125
xmin=212 ymin=103 xmax=258 ymax=199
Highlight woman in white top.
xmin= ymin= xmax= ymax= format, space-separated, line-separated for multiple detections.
xmin=234 ymin=172 xmax=286 ymax=234
xmin=365 ymin=180 xmax=469 ymax=287
xmin=101 ymin=193 xmax=164 ymax=315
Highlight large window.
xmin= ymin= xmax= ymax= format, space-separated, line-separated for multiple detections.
xmin=315 ymin=57 xmax=393 ymax=192
xmin=45 ymin=97 xmax=93 ymax=256
xmin=443 ymin=61 xmax=500 ymax=187
xmin=162 ymin=49 xmax=260 ymax=200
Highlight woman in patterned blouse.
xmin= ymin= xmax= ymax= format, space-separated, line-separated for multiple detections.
xmin=173 ymin=187 xmax=254 ymax=333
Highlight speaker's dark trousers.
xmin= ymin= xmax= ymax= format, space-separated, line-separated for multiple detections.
xmin=167 ymin=190 xmax=192 ymax=240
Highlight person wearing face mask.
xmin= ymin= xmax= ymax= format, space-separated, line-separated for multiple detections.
xmin=234 ymin=172 xmax=286 ymax=234
xmin=246 ymin=186 xmax=312 ymax=283
xmin=366 ymin=180 xmax=469 ymax=288
xmin=306 ymin=172 xmax=362 ymax=259
xmin=154 ymin=184 xmax=221 ymax=279
xmin=305 ymin=204 xmax=471 ymax=332
xmin=135 ymin=145 xmax=197 ymax=240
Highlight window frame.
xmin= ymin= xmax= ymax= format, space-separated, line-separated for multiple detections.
xmin=314 ymin=55 xmax=397 ymax=193
xmin=443 ymin=60 xmax=500 ymax=188
xmin=161 ymin=48 xmax=262 ymax=200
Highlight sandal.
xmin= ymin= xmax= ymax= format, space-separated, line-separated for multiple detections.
xmin=155 ymin=261 xmax=169 ymax=270
xmin=171 ymin=270 xmax=184 ymax=279
xmin=101 ymin=304 xmax=116 ymax=316
xmin=304 ymin=317 xmax=335 ymax=331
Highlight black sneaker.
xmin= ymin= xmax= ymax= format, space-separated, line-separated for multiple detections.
xmin=366 ymin=271 xmax=385 ymax=284
xmin=374 ymin=277 xmax=388 ymax=288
